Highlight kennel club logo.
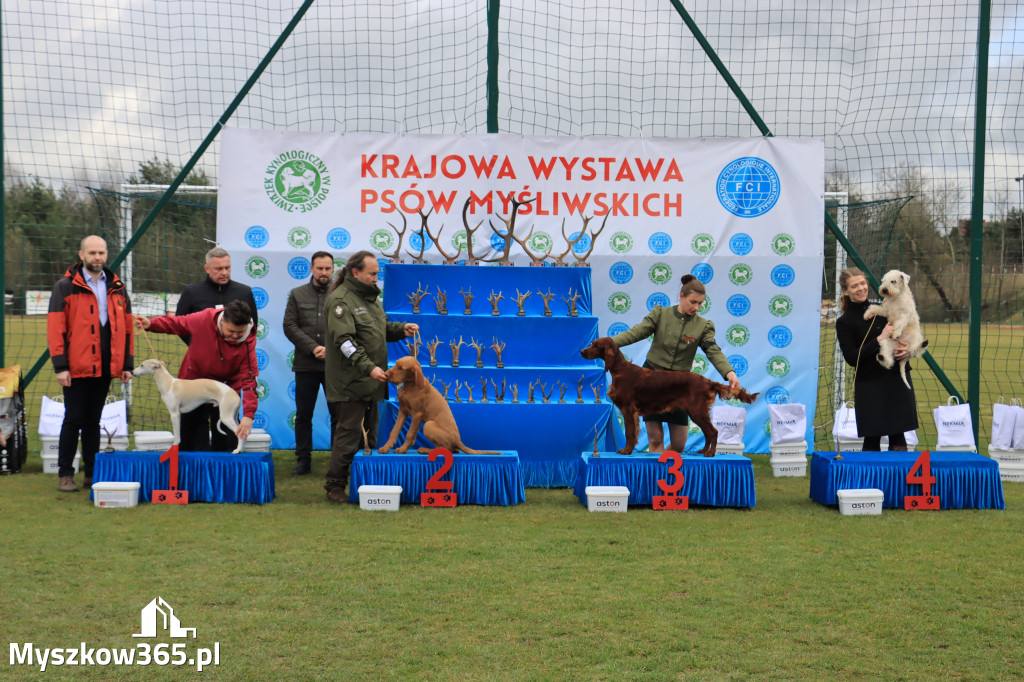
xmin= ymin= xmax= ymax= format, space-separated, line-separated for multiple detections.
xmin=648 ymin=262 xmax=672 ymax=285
xmin=717 ymin=157 xmax=781 ymax=218
xmin=287 ymin=227 xmax=312 ymax=249
xmin=265 ymin=150 xmax=331 ymax=212
xmin=245 ymin=256 xmax=270 ymax=279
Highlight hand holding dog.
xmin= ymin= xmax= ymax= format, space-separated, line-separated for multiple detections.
xmin=134 ymin=315 xmax=151 ymax=330
xmin=879 ymin=323 xmax=911 ymax=361
xmin=237 ymin=416 xmax=253 ymax=439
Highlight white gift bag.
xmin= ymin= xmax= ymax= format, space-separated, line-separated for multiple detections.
xmin=38 ymin=395 xmax=66 ymax=436
xmin=768 ymin=402 xmax=807 ymax=445
xmin=832 ymin=401 xmax=859 ymax=441
xmin=1010 ymin=399 xmax=1024 ymax=450
xmin=991 ymin=398 xmax=1017 ymax=450
xmin=711 ymin=404 xmax=746 ymax=446
xmin=100 ymin=399 xmax=128 ymax=437
xmin=933 ymin=396 xmax=975 ymax=449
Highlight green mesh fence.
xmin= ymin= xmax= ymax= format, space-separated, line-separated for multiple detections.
xmin=3 ymin=1 xmax=1022 ymax=450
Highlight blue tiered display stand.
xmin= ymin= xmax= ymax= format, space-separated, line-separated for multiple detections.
xmin=379 ymin=263 xmax=623 ymax=487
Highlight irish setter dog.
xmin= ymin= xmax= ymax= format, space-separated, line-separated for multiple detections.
xmin=380 ymin=356 xmax=500 ymax=454
xmin=581 ymin=337 xmax=759 ymax=456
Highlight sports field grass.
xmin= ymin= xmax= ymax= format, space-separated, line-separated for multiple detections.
xmin=3 ymin=453 xmax=1022 ymax=680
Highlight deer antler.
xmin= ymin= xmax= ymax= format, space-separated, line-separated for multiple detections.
xmin=483 ymin=191 xmax=536 ymax=265
xmin=406 ymin=209 xmax=431 ymax=264
xmin=462 ymin=198 xmax=488 ymax=265
xmin=551 ymin=217 xmax=586 ymax=265
xmin=424 ymin=209 xmax=461 ymax=264
xmin=381 ymin=212 xmax=408 ymax=262
xmin=573 ymin=213 xmax=608 ymax=265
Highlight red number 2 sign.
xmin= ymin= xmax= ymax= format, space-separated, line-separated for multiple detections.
xmin=904 ymin=450 xmax=939 ymax=510
xmin=653 ymin=450 xmax=688 ymax=510
xmin=421 ymin=448 xmax=457 ymax=507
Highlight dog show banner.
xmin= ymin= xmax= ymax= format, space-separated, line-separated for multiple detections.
xmin=218 ymin=129 xmax=823 ymax=454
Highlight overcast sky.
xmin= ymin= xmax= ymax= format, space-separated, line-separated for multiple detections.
xmin=3 ymin=0 xmax=1022 ymax=220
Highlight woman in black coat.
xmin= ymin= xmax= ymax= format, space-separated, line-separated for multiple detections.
xmin=834 ymin=267 xmax=918 ymax=451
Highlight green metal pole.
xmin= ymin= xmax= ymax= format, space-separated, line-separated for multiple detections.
xmin=967 ymin=0 xmax=991 ymax=443
xmin=486 ymin=0 xmax=500 ymax=133
xmin=1 ymin=12 xmax=6 ymax=368
xmin=667 ymin=0 xmax=773 ymax=138
xmin=825 ymin=211 xmax=964 ymax=402
xmin=23 ymin=0 xmax=318 ymax=388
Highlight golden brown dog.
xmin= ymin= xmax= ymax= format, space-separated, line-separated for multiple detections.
xmin=380 ymin=356 xmax=500 ymax=454
xmin=581 ymin=337 xmax=759 ymax=456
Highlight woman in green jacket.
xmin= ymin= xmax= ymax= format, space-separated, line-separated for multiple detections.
xmin=610 ymin=273 xmax=739 ymax=453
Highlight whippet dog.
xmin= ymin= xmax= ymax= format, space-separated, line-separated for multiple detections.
xmin=132 ymin=359 xmax=246 ymax=453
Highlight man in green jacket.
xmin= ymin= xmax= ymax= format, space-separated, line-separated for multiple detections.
xmin=323 ymin=250 xmax=418 ymax=503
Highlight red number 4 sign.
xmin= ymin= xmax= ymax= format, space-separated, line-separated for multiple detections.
xmin=904 ymin=450 xmax=940 ymax=510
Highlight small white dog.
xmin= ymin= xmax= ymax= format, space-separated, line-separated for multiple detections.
xmin=132 ymin=359 xmax=246 ymax=453
xmin=863 ymin=269 xmax=928 ymax=389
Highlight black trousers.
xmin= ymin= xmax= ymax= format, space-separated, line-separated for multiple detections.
xmin=325 ymin=401 xmax=378 ymax=492
xmin=59 ymin=376 xmax=112 ymax=478
xmin=293 ymin=371 xmax=339 ymax=463
xmin=180 ymin=404 xmax=238 ymax=452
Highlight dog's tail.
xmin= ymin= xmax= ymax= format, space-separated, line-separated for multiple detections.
xmin=714 ymin=383 xmax=759 ymax=404
xmin=452 ymin=441 xmax=502 ymax=455
xmin=899 ymin=360 xmax=912 ymax=390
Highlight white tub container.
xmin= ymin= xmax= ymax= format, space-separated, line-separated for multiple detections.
xmin=997 ymin=462 xmax=1024 ymax=483
xmin=987 ymin=444 xmax=1024 ymax=464
xmin=770 ymin=454 xmax=808 ymax=477
xmin=41 ymin=452 xmax=80 ymax=474
xmin=770 ymin=440 xmax=808 ymax=457
xmin=836 ymin=488 xmax=884 ymax=515
xmin=834 ymin=437 xmax=863 ymax=452
xmin=358 ymin=485 xmax=403 ymax=511
xmin=243 ymin=430 xmax=272 ymax=452
xmin=92 ymin=482 xmax=141 ymax=508
xmin=585 ymin=485 xmax=630 ymax=512
xmin=134 ymin=431 xmax=174 ymax=451
xmin=715 ymin=441 xmax=745 ymax=455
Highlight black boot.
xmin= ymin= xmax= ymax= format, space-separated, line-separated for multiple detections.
xmin=292 ymin=458 xmax=311 ymax=475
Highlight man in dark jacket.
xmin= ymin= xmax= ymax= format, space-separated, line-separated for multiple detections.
xmin=47 ymin=235 xmax=134 ymax=492
xmin=176 ymin=246 xmax=258 ymax=338
xmin=283 ymin=251 xmax=338 ymax=475
xmin=323 ymin=251 xmax=417 ymax=503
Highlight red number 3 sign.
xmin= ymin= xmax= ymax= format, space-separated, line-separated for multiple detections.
xmin=653 ymin=450 xmax=688 ymax=510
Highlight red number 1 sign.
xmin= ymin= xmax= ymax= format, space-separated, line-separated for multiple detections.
xmin=421 ymin=448 xmax=457 ymax=507
xmin=152 ymin=445 xmax=189 ymax=505
xmin=904 ymin=450 xmax=939 ymax=510
xmin=653 ymin=450 xmax=688 ymax=510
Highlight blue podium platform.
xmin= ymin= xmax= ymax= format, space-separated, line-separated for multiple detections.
xmin=573 ymin=452 xmax=757 ymax=508
xmin=92 ymin=450 xmax=276 ymax=505
xmin=809 ymin=451 xmax=1004 ymax=510
xmin=348 ymin=451 xmax=526 ymax=506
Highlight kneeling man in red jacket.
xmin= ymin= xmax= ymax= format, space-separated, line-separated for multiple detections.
xmin=136 ymin=300 xmax=257 ymax=451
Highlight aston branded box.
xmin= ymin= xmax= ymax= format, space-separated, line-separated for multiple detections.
xmin=585 ymin=486 xmax=630 ymax=513
xmin=40 ymin=452 xmax=80 ymax=474
xmin=134 ymin=430 xmax=175 ymax=451
xmin=358 ymin=485 xmax=402 ymax=511
xmin=836 ymin=488 xmax=884 ymax=515
xmin=92 ymin=482 xmax=141 ymax=508
xmin=770 ymin=454 xmax=808 ymax=477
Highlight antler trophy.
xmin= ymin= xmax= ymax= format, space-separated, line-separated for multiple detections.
xmin=514 ymin=288 xmax=532 ymax=316
xmin=461 ymin=198 xmax=489 ymax=266
xmin=479 ymin=378 xmax=489 ymax=403
xmin=469 ymin=337 xmax=485 ymax=368
xmin=538 ymin=288 xmax=556 ymax=317
xmin=433 ymin=287 xmax=448 ymax=315
xmin=422 ymin=208 xmax=463 ymax=265
xmin=490 ymin=337 xmax=506 ymax=368
xmin=483 ymin=191 xmax=536 ymax=266
xmin=380 ymin=212 xmax=407 ymax=263
xmin=562 ymin=288 xmax=582 ymax=317
xmin=427 ymin=336 xmax=442 ymax=367
xmin=406 ymin=209 xmax=432 ymax=264
xmin=572 ymin=214 xmax=608 ymax=267
xmin=449 ymin=336 xmax=466 ymax=367
xmin=576 ymin=375 xmax=585 ymax=403
xmin=407 ymin=282 xmax=428 ymax=314
xmin=550 ymin=217 xmax=586 ymax=266
xmin=488 ymin=290 xmax=504 ymax=316
xmin=459 ymin=286 xmax=473 ymax=315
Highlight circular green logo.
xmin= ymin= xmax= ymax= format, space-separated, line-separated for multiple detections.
xmin=691 ymin=232 xmax=714 ymax=256
xmin=728 ymin=263 xmax=753 ymax=286
xmin=771 ymin=233 xmax=795 ymax=256
xmin=608 ymin=292 xmax=631 ymax=314
xmin=370 ymin=229 xmax=394 ymax=252
xmin=691 ymin=355 xmax=709 ymax=375
xmin=256 ymin=378 xmax=270 ymax=400
xmin=648 ymin=262 xmax=673 ymax=285
xmin=698 ymin=295 xmax=711 ymax=315
xmin=726 ymin=324 xmax=750 ymax=346
xmin=265 ymin=151 xmax=330 ymax=212
xmin=528 ymin=231 xmax=553 ymax=255
xmin=452 ymin=229 xmax=472 ymax=252
xmin=610 ymin=231 xmax=633 ymax=254
xmin=288 ymin=227 xmax=312 ymax=249
xmin=288 ymin=410 xmax=296 ymax=431
xmin=762 ymin=417 xmax=772 ymax=437
xmin=334 ymin=257 xmax=347 ymax=270
xmin=769 ymin=295 xmax=793 ymax=317
xmin=286 ymin=350 xmax=295 ymax=370
xmin=245 ymin=256 xmax=270 ymax=279
xmin=766 ymin=355 xmax=791 ymax=378
xmin=255 ymin=320 xmax=269 ymax=340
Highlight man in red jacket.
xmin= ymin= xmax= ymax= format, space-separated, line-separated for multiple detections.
xmin=135 ymin=300 xmax=257 ymax=451
xmin=47 ymin=235 xmax=134 ymax=492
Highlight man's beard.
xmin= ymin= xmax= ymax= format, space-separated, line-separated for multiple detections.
xmin=85 ymin=262 xmax=105 ymax=275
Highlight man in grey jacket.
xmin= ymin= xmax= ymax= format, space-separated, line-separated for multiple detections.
xmin=283 ymin=251 xmax=337 ymax=475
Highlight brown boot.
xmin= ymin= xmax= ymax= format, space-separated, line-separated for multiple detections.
xmin=82 ymin=477 xmax=93 ymax=490
xmin=59 ymin=476 xmax=79 ymax=493
xmin=325 ymin=488 xmax=348 ymax=504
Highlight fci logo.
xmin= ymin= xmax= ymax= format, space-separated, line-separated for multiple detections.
xmin=288 ymin=227 xmax=312 ymax=248
xmin=245 ymin=256 xmax=269 ymax=279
